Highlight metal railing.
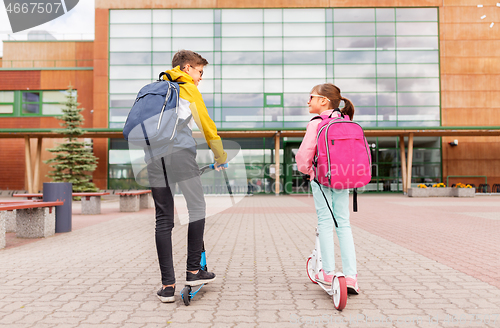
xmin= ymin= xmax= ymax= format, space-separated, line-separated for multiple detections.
xmin=446 ymin=175 xmax=487 ymax=187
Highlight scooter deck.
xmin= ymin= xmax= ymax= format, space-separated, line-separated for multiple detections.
xmin=316 ymin=280 xmax=334 ymax=296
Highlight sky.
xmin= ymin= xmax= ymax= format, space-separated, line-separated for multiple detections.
xmin=0 ymin=0 xmax=95 ymax=56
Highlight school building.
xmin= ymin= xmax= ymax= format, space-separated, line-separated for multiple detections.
xmin=1 ymin=0 xmax=499 ymax=194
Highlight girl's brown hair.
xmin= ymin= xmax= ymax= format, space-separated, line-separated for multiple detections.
xmin=311 ymin=83 xmax=355 ymax=120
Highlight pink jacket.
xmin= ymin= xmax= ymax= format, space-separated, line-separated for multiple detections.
xmin=296 ymin=109 xmax=338 ymax=180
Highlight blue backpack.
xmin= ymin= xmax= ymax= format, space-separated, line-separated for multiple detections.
xmin=123 ymin=72 xmax=192 ymax=162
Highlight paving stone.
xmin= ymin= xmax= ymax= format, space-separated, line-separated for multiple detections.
xmin=0 ymin=311 xmax=26 ymax=324
xmin=190 ymin=310 xmax=215 ymax=323
xmin=0 ymin=195 xmax=499 ymax=327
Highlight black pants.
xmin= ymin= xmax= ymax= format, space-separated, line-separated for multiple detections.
xmin=147 ymin=148 xmax=206 ymax=285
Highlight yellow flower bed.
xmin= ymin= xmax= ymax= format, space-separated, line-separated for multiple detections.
xmin=417 ymin=184 xmax=427 ymax=188
xmin=432 ymin=183 xmax=446 ymax=188
xmin=455 ymin=183 xmax=472 ymax=188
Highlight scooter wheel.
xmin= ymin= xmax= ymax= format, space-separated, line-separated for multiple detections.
xmin=306 ymin=257 xmax=318 ymax=284
xmin=332 ymin=276 xmax=347 ymax=311
xmin=181 ymin=286 xmax=191 ymax=306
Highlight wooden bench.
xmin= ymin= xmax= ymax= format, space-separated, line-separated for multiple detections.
xmin=0 ymin=199 xmax=34 ymax=234
xmin=116 ymin=190 xmax=153 ymax=212
xmin=14 ymin=192 xmax=110 ymax=215
xmin=0 ymin=200 xmax=64 ymax=248
xmin=12 ymin=193 xmax=43 ymax=200
xmin=72 ymin=192 xmax=110 ymax=215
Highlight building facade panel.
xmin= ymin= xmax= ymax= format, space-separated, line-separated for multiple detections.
xmin=0 ymin=117 xmax=41 ymax=128
xmin=330 ymin=0 xmax=442 ymax=6
xmin=445 ymin=139 xmax=500 ymax=160
xmin=39 ymin=116 xmax=65 ymax=129
xmin=442 ymin=91 xmax=500 ymax=110
xmin=441 ymin=75 xmax=500 ymax=91
xmin=2 ymin=41 xmax=93 ymax=68
xmin=76 ymin=42 xmax=94 ymax=67
xmin=96 ymin=0 xmax=152 ymax=9
xmin=395 ymin=0 xmax=442 ymax=5
xmin=93 ymin=41 xmax=109 ymax=61
xmin=92 ymin=138 xmax=109 ymax=190
xmin=93 ymin=78 xmax=109 ymax=129
xmin=444 ymin=156 xmax=500 ymax=182
xmin=0 ymin=71 xmax=40 ymax=90
xmin=440 ymin=0 xmax=500 ymax=201
xmin=0 ymin=139 xmax=25 ymax=190
xmin=152 ymin=0 xmax=217 ymax=8
xmin=442 ymin=107 xmax=500 ymax=126
xmin=95 ymin=9 xmax=110 ymax=43
xmin=221 ymin=0 xmax=331 ymax=8
xmin=443 ymin=0 xmax=486 ymax=5
xmin=442 ymin=6 xmax=500 ymax=23
xmin=442 ymin=40 xmax=500 ymax=57
xmin=440 ymin=23 xmax=498 ymax=40
xmin=3 ymin=42 xmax=75 ymax=63
xmin=442 ymin=57 xmax=500 ymax=75
xmin=39 ymin=70 xmax=77 ymax=90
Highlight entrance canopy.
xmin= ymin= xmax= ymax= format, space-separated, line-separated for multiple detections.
xmin=2 ymin=127 xmax=500 ymax=194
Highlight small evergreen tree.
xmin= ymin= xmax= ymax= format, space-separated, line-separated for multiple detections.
xmin=45 ymin=86 xmax=99 ymax=192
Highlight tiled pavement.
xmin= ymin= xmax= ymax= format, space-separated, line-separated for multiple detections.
xmin=0 ymin=194 xmax=499 ymax=327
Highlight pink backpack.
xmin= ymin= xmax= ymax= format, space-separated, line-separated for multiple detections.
xmin=312 ymin=109 xmax=372 ymax=212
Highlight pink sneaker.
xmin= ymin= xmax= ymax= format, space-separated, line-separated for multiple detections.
xmin=315 ymin=269 xmax=334 ymax=285
xmin=346 ymin=275 xmax=360 ymax=294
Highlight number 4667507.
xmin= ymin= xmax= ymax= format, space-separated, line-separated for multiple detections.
xmin=6 ymin=2 xmax=62 ymax=14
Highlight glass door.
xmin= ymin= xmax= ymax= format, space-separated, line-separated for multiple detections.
xmin=284 ymin=142 xmax=311 ymax=194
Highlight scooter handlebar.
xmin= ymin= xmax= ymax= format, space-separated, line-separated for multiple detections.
xmin=209 ymin=163 xmax=229 ymax=169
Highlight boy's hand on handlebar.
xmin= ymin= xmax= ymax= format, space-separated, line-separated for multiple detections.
xmin=214 ymin=162 xmax=227 ymax=171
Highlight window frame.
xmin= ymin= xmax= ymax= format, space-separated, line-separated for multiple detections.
xmin=0 ymin=91 xmax=15 ymax=116
xmin=21 ymin=91 xmax=42 ymax=116
xmin=0 ymin=90 xmax=78 ymax=117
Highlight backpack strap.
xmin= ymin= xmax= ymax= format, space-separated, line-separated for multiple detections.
xmin=332 ymin=108 xmax=343 ymax=119
xmin=158 ymin=72 xmax=185 ymax=84
xmin=160 ymin=115 xmax=193 ymax=166
xmin=158 ymin=72 xmax=167 ymax=81
xmin=313 ymin=179 xmax=339 ymax=228
xmin=177 ymin=114 xmax=193 ymax=131
xmin=353 ymin=188 xmax=358 ymax=212
xmin=311 ymin=109 xmax=342 ymax=120
xmin=159 ymin=72 xmax=174 ymax=82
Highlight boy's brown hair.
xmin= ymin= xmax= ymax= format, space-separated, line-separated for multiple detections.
xmin=311 ymin=83 xmax=355 ymax=120
xmin=172 ymin=50 xmax=209 ymax=69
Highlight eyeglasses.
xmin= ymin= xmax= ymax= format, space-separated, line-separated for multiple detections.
xmin=309 ymin=94 xmax=330 ymax=102
xmin=182 ymin=65 xmax=204 ymax=77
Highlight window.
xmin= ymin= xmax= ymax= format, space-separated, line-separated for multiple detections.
xmin=42 ymin=91 xmax=71 ymax=115
xmin=0 ymin=90 xmax=76 ymax=117
xmin=0 ymin=91 xmax=14 ymax=114
xmin=22 ymin=92 xmax=41 ymax=114
xmin=265 ymin=94 xmax=283 ymax=107
xmin=109 ymin=8 xmax=440 ymax=128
